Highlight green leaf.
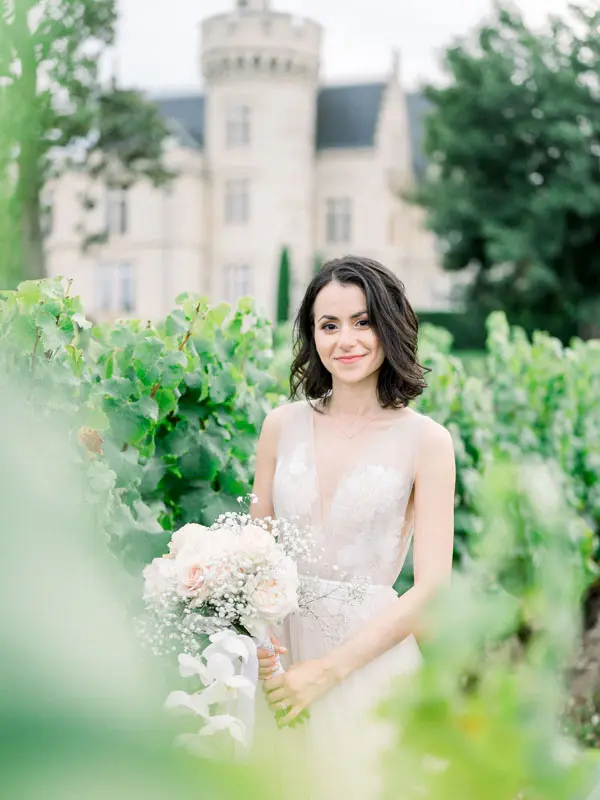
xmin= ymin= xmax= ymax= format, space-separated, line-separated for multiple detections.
xmin=72 ymin=312 xmax=92 ymax=330
xmin=165 ymin=308 xmax=188 ymax=337
xmin=36 ymin=309 xmax=69 ymax=350
xmin=209 ymin=368 xmax=237 ymax=404
xmin=179 ymin=435 xmax=225 ymax=482
xmin=104 ymin=400 xmax=153 ymax=446
xmin=218 ymin=459 xmax=251 ymax=497
xmin=16 ymin=281 xmax=43 ymax=306
xmin=155 ymin=387 xmax=177 ymax=417
xmin=133 ymin=358 xmax=161 ymax=388
xmin=102 ymin=377 xmax=135 ymax=403
xmin=77 ymin=407 xmax=110 ymax=432
xmin=11 ymin=314 xmax=38 ymax=350
xmin=139 ymin=457 xmax=167 ymax=495
xmin=163 ymin=420 xmax=192 ymax=458
xmin=133 ymin=336 xmax=165 ymax=364
xmin=178 ymin=484 xmax=213 ymax=524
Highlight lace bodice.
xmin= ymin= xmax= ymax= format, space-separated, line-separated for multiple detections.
xmin=272 ymin=401 xmax=425 ymax=587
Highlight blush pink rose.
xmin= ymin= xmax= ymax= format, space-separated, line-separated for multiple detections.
xmin=178 ymin=560 xmax=210 ymax=605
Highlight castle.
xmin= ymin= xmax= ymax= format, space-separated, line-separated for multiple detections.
xmin=45 ymin=0 xmax=455 ymax=322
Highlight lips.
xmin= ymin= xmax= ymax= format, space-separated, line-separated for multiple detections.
xmin=335 ymin=354 xmax=366 ymax=364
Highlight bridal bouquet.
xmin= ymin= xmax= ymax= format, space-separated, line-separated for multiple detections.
xmin=141 ymin=505 xmax=314 ymax=753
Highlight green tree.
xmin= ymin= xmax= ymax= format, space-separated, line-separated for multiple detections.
xmin=0 ymin=0 xmax=173 ymax=285
xmin=414 ymin=3 xmax=600 ymax=339
xmin=276 ymin=245 xmax=291 ymax=324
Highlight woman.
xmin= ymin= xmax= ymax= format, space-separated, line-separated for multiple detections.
xmin=251 ymin=255 xmax=455 ymax=797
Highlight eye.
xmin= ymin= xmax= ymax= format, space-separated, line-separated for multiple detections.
xmin=356 ymin=318 xmax=370 ymax=327
xmin=321 ymin=323 xmax=338 ymax=332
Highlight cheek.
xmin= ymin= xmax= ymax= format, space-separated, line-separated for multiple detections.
xmin=313 ymin=331 xmax=330 ymax=363
xmin=365 ymin=331 xmax=381 ymax=354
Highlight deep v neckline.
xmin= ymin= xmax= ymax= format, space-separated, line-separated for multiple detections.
xmin=306 ymin=401 xmax=412 ymax=531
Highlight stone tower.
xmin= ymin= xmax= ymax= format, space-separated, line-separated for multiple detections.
xmin=201 ymin=1 xmax=322 ymax=317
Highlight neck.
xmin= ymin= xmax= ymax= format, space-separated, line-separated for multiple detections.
xmin=327 ymin=377 xmax=381 ymax=417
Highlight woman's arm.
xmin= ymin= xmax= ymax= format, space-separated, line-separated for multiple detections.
xmin=251 ymin=406 xmax=289 ymax=672
xmin=322 ymin=417 xmax=456 ymax=683
xmin=250 ymin=405 xmax=285 ymax=520
xmin=265 ymin=417 xmax=456 ymax=722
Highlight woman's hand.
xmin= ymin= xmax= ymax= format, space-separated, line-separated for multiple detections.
xmin=257 ymin=633 xmax=287 ymax=681
xmin=263 ymin=658 xmax=336 ymax=726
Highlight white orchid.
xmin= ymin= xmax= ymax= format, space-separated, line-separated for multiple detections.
xmin=144 ymin=509 xmax=307 ymax=754
xmin=203 ymin=630 xmax=257 ymax=665
xmin=165 ymin=689 xmax=210 ymax=718
xmin=166 ymin=629 xmax=257 ymax=749
xmin=199 ymin=714 xmax=247 ymax=743
xmin=175 ymin=714 xmax=247 ymax=755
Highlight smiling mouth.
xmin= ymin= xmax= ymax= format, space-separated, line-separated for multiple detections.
xmin=335 ymin=355 xmax=366 ymax=364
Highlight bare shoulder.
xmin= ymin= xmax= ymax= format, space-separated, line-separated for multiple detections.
xmin=262 ymin=400 xmax=304 ymax=429
xmin=411 ymin=411 xmax=455 ymax=462
xmin=259 ymin=400 xmax=306 ymax=444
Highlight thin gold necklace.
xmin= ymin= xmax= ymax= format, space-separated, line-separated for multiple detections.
xmin=327 ymin=410 xmax=379 ymax=440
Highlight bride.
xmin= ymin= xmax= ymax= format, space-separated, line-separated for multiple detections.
xmin=251 ymin=255 xmax=455 ymax=797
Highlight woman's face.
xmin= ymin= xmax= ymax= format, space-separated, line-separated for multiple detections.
xmin=313 ymin=281 xmax=384 ymax=385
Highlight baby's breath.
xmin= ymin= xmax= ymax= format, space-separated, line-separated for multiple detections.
xmin=139 ymin=494 xmax=370 ymax=659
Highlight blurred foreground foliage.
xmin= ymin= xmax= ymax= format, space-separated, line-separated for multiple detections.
xmin=0 ymin=381 xmax=272 ymax=800
xmin=382 ymin=459 xmax=600 ymax=799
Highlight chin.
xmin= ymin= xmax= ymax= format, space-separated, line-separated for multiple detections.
xmin=332 ymin=367 xmax=373 ymax=384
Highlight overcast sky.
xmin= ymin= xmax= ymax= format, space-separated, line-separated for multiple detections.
xmin=114 ymin=0 xmax=574 ymax=94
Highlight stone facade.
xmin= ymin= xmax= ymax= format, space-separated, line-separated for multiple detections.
xmin=45 ymin=0 xmax=455 ymax=323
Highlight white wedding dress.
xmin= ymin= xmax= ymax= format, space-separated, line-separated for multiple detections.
xmin=256 ymin=400 xmax=425 ymax=799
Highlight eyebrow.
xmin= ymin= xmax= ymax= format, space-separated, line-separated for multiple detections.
xmin=317 ymin=310 xmax=368 ymax=322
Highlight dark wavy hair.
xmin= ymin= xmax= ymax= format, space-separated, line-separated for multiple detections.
xmin=289 ymin=255 xmax=429 ymax=409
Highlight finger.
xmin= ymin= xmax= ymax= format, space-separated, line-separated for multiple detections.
xmin=263 ymin=676 xmax=284 ymax=693
xmin=258 ymin=668 xmax=275 ymax=680
xmin=266 ymin=687 xmax=287 ymax=705
xmin=270 ymin=633 xmax=288 ymax=655
xmin=257 ymin=650 xmax=276 ymax=662
xmin=258 ymin=655 xmax=277 ymax=669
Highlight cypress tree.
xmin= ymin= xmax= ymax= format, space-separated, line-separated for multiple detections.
xmin=276 ymin=246 xmax=291 ymax=324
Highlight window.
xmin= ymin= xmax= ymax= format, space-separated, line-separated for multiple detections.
xmin=97 ymin=264 xmax=113 ymax=313
xmin=223 ymin=263 xmax=253 ymax=304
xmin=106 ymin=186 xmax=128 ymax=235
xmin=226 ymin=105 xmax=251 ymax=147
xmin=95 ymin=263 xmax=136 ymax=314
xmin=119 ymin=263 xmax=135 ymax=312
xmin=325 ymin=198 xmax=352 ymax=244
xmin=224 ymin=178 xmax=250 ymax=224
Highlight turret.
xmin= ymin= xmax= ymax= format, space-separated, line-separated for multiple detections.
xmin=201 ymin=2 xmax=322 ymax=316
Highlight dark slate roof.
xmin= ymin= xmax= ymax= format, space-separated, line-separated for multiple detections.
xmin=315 ymin=82 xmax=385 ymax=149
xmin=406 ymin=92 xmax=431 ymax=180
xmin=154 ymin=94 xmax=205 ymax=147
xmin=153 ymin=85 xmax=430 ymax=175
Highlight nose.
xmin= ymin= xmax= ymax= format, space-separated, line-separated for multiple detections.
xmin=338 ymin=324 xmax=358 ymax=351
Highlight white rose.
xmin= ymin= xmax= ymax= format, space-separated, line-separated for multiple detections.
xmin=239 ymin=523 xmax=277 ymax=561
xmin=171 ymin=523 xmax=240 ymax=562
xmin=143 ymin=556 xmax=177 ymax=602
xmin=169 ymin=523 xmax=210 ymax=557
xmin=248 ymin=557 xmax=299 ymax=623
